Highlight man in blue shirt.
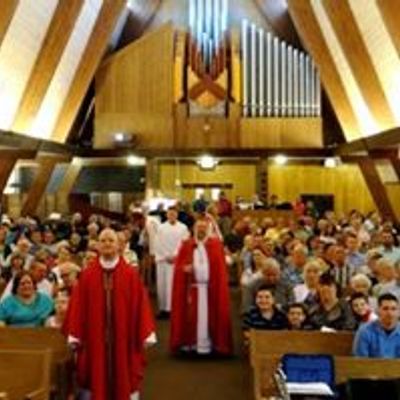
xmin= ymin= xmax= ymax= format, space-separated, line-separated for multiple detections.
xmin=353 ymin=293 xmax=400 ymax=358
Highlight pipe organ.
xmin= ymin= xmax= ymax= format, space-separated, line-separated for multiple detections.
xmin=187 ymin=0 xmax=229 ymax=116
xmin=241 ymin=20 xmax=321 ymax=118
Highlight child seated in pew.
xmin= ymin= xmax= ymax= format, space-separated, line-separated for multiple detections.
xmin=286 ymin=302 xmax=313 ymax=330
xmin=349 ymin=292 xmax=377 ymax=330
xmin=45 ymin=289 xmax=69 ymax=329
xmin=242 ymin=285 xmax=288 ymax=338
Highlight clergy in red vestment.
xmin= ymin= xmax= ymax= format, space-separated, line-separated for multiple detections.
xmin=170 ymin=219 xmax=233 ymax=355
xmin=64 ymin=228 xmax=155 ymax=400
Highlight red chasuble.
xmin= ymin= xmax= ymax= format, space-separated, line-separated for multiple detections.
xmin=64 ymin=257 xmax=155 ymax=400
xmin=170 ymin=237 xmax=233 ymax=355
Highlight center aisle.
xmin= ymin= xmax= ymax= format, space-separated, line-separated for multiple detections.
xmin=142 ymin=288 xmax=253 ymax=400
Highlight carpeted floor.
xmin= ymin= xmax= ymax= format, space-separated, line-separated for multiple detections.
xmin=141 ymin=288 xmax=253 ymax=400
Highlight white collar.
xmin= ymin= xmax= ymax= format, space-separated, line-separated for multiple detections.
xmin=100 ymin=256 xmax=120 ymax=270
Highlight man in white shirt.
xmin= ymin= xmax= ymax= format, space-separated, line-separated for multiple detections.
xmin=154 ymin=206 xmax=189 ymax=318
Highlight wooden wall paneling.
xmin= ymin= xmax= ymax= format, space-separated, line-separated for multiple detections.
xmin=377 ymin=0 xmax=400 ymax=56
xmin=322 ymin=0 xmax=396 ymax=130
xmin=21 ymin=156 xmax=66 ymax=216
xmin=94 ymin=24 xmax=175 ymax=149
xmin=11 ymin=0 xmax=84 ymax=133
xmin=240 ymin=117 xmax=323 ymax=148
xmin=52 ymin=0 xmax=126 ymax=143
xmin=287 ymin=1 xmax=361 ymax=141
xmin=268 ymin=164 xmax=375 ymax=216
xmin=145 ymin=158 xmax=160 ymax=198
xmin=357 ymin=158 xmax=397 ymax=221
xmin=256 ymin=158 xmax=269 ymax=203
xmin=55 ymin=159 xmax=83 ymax=214
xmin=159 ymin=163 xmax=257 ymax=203
xmin=0 ymin=0 xmax=18 ymax=46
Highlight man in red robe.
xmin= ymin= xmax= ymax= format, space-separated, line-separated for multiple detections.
xmin=64 ymin=228 xmax=155 ymax=400
xmin=170 ymin=219 xmax=233 ymax=355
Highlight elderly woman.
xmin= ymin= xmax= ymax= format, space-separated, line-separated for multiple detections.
xmin=372 ymin=258 xmax=400 ymax=300
xmin=0 ymin=271 xmax=53 ymax=327
xmin=293 ymin=259 xmax=322 ymax=308
xmin=349 ymin=273 xmax=377 ymax=310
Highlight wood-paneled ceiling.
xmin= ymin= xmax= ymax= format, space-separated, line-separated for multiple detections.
xmin=288 ymin=0 xmax=400 ymax=142
xmin=0 ymin=0 xmax=159 ymax=143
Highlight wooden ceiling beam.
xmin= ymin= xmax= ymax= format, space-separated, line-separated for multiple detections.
xmin=51 ymin=0 xmax=126 ymax=143
xmin=322 ymin=0 xmax=396 ymax=129
xmin=356 ymin=157 xmax=397 ymax=222
xmin=287 ymin=0 xmax=361 ymax=140
xmin=0 ymin=0 xmax=18 ymax=46
xmin=21 ymin=156 xmax=63 ymax=216
xmin=11 ymin=0 xmax=84 ymax=133
xmin=377 ymin=0 xmax=400 ymax=56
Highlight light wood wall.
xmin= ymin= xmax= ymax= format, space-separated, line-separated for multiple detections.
xmin=95 ymin=24 xmax=175 ymax=148
xmin=159 ymin=163 xmax=257 ymax=203
xmin=268 ymin=164 xmax=376 ymax=216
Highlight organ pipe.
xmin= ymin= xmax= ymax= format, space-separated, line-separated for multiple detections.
xmin=240 ymin=20 xmax=321 ymax=118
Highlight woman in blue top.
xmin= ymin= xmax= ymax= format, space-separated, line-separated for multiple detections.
xmin=0 ymin=271 xmax=53 ymax=327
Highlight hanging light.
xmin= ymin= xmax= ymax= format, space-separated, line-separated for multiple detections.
xmin=198 ymin=155 xmax=218 ymax=170
xmin=127 ymin=155 xmax=146 ymax=166
xmin=274 ymin=154 xmax=288 ymax=166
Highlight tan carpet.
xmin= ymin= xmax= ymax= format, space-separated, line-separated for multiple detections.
xmin=142 ymin=289 xmax=252 ymax=400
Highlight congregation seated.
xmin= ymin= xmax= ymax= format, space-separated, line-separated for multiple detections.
xmin=0 ymin=271 xmax=53 ymax=327
xmin=293 ymin=259 xmax=321 ymax=308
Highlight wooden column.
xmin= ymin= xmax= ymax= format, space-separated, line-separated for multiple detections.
xmin=21 ymin=156 xmax=67 ymax=216
xmin=0 ymin=155 xmax=18 ymax=194
xmin=55 ymin=158 xmax=83 ymax=214
xmin=256 ymin=158 xmax=269 ymax=204
xmin=145 ymin=158 xmax=160 ymax=199
xmin=357 ymin=158 xmax=397 ymax=222
xmin=388 ymin=156 xmax=400 ymax=181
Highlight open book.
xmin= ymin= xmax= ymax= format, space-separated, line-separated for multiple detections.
xmin=286 ymin=382 xmax=334 ymax=396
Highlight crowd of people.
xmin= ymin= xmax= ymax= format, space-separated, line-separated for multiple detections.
xmin=0 ymin=191 xmax=399 ymax=396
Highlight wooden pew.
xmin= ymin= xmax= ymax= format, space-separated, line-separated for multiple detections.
xmin=249 ymin=330 xmax=354 ymax=400
xmin=0 ymin=329 xmax=72 ymax=400
xmin=252 ymin=354 xmax=400 ymax=399
xmin=249 ymin=330 xmax=354 ymax=362
xmin=0 ymin=349 xmax=51 ymax=400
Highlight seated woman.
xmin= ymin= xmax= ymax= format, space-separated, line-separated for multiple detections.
xmin=293 ymin=259 xmax=322 ymax=308
xmin=243 ymin=285 xmax=288 ymax=335
xmin=349 ymin=293 xmax=377 ymax=329
xmin=309 ymin=273 xmax=356 ymax=331
xmin=0 ymin=271 xmax=53 ymax=327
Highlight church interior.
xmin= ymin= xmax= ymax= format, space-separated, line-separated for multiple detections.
xmin=1 ymin=0 xmax=400 ymax=399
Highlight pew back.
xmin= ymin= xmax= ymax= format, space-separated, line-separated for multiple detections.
xmin=0 ymin=349 xmax=51 ymax=400
xmin=249 ymin=330 xmax=354 ymax=365
xmin=0 ymin=328 xmax=71 ymax=399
